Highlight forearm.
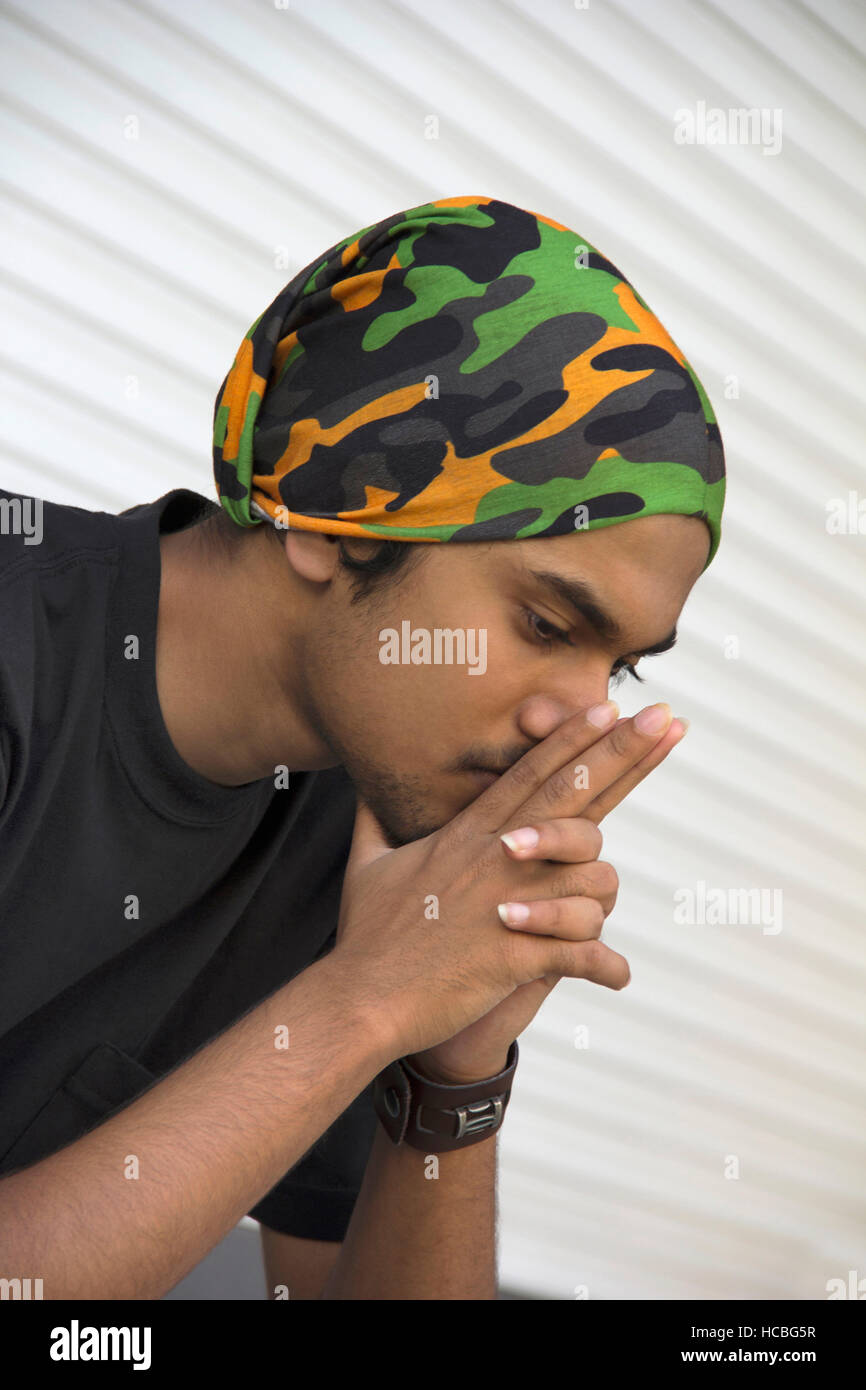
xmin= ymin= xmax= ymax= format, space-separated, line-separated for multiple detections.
xmin=319 ymin=1122 xmax=499 ymax=1300
xmin=0 ymin=955 xmax=390 ymax=1300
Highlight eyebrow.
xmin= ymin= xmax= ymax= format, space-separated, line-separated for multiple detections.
xmin=528 ymin=568 xmax=678 ymax=658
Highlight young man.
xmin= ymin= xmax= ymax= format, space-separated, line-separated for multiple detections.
xmin=0 ymin=196 xmax=725 ymax=1300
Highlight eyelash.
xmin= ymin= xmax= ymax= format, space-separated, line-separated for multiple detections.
xmin=522 ymin=608 xmax=645 ymax=684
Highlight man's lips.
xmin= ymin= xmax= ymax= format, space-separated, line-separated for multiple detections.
xmin=466 ymin=766 xmax=505 ymax=789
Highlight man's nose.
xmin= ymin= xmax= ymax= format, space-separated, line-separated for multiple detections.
xmin=515 ymin=689 xmax=614 ymax=744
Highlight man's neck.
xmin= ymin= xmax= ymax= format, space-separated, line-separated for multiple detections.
xmin=154 ymin=523 xmax=334 ymax=787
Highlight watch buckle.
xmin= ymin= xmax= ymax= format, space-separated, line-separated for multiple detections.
xmin=416 ymin=1094 xmax=504 ymax=1138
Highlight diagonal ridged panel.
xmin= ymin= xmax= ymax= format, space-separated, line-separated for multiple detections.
xmin=1 ymin=0 xmax=863 ymax=1300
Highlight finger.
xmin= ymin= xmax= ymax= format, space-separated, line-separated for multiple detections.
xmin=512 ymin=932 xmax=631 ymax=991
xmin=499 ymin=817 xmax=603 ymax=864
xmin=583 ymin=717 xmax=688 ymax=825
xmin=568 ymin=939 xmax=630 ymax=990
xmin=503 ymin=702 xmax=676 ymax=828
xmin=449 ymin=700 xmax=621 ymax=837
xmin=506 ymin=858 xmax=619 ymax=915
xmin=498 ymin=892 xmax=607 ymax=938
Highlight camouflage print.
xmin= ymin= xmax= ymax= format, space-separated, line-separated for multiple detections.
xmin=213 ymin=196 xmax=725 ymax=569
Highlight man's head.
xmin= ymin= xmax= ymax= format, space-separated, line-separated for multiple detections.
xmin=193 ymin=503 xmax=709 ymax=847
xmin=203 ymin=195 xmax=725 ymax=845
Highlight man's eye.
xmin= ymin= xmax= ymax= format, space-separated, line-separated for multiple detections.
xmin=610 ymin=659 xmax=644 ymax=687
xmin=522 ymin=608 xmax=644 ymax=683
xmin=522 ymin=608 xmax=573 ymax=647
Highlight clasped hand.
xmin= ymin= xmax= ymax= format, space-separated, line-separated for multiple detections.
xmin=406 ymin=700 xmax=687 ymax=1083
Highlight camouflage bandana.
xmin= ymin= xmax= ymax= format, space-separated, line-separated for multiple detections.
xmin=213 ymin=195 xmax=725 ymax=569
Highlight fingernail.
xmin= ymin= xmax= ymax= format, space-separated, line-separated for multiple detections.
xmin=634 ymin=702 xmax=671 ymax=735
xmin=587 ymin=700 xmax=619 ymax=728
xmin=675 ymin=717 xmax=690 ymax=737
xmin=500 ymin=827 xmax=540 ymax=852
xmin=498 ymin=902 xmax=530 ymax=926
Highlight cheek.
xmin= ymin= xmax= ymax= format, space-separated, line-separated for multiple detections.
xmin=396 ymin=620 xmax=528 ymax=702
xmin=331 ymin=605 xmax=524 ymax=731
xmin=362 ymin=635 xmax=510 ymax=755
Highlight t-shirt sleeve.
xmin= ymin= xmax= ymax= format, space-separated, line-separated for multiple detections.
xmin=247 ymin=1075 xmax=379 ymax=1241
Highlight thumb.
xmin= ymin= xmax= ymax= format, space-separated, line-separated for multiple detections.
xmin=345 ymin=794 xmax=395 ymax=877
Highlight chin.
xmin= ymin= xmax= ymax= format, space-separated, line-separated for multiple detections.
xmin=367 ymin=787 xmax=460 ymax=849
xmin=338 ymin=747 xmax=471 ymax=848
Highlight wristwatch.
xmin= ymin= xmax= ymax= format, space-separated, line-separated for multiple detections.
xmin=373 ymin=1040 xmax=519 ymax=1152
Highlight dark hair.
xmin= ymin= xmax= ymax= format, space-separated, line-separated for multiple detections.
xmin=333 ymin=536 xmax=421 ymax=604
xmin=199 ymin=507 xmax=421 ymax=601
xmin=194 ymin=505 xmax=246 ymax=557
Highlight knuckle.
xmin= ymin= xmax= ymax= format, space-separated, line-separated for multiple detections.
xmin=544 ymin=897 xmax=564 ymax=929
xmin=581 ymin=935 xmax=605 ymax=975
xmin=582 ymin=897 xmax=605 ymax=936
xmin=539 ymin=820 xmax=561 ymax=855
xmin=463 ymin=833 xmax=505 ymax=886
xmin=437 ymin=813 xmax=479 ymax=857
xmin=572 ymin=868 xmax=595 ymax=898
xmin=551 ymin=868 xmax=587 ymax=898
xmin=565 ymin=818 xmax=601 ymax=859
xmin=606 ymin=722 xmax=633 ymax=760
xmin=502 ymin=916 xmax=538 ymax=985
xmin=504 ymin=757 xmax=541 ymax=795
xmin=586 ymin=821 xmax=604 ymax=857
xmin=539 ymin=767 xmax=572 ymax=810
xmin=598 ymin=860 xmax=618 ymax=894
xmin=499 ymin=918 xmax=523 ymax=974
xmin=555 ymin=939 xmax=578 ymax=976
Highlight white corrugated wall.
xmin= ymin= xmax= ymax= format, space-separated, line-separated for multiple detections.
xmin=1 ymin=0 xmax=863 ymax=1301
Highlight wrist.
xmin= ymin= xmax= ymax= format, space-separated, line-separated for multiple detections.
xmin=308 ymin=950 xmax=398 ymax=1074
xmin=406 ymin=1050 xmax=512 ymax=1086
xmin=373 ymin=1040 xmax=519 ymax=1152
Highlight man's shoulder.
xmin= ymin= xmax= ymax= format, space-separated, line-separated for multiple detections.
xmin=0 ymin=489 xmax=127 ymax=700
xmin=0 ymin=488 xmax=121 ymax=588
xmin=0 ymin=486 xmax=215 ymax=585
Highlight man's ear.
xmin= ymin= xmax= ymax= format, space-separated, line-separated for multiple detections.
xmin=281 ymin=529 xmax=341 ymax=583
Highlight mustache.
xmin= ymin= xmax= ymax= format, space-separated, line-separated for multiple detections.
xmin=448 ymin=744 xmax=534 ymax=776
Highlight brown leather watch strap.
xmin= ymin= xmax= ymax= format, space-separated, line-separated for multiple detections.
xmin=373 ymin=1039 xmax=519 ymax=1152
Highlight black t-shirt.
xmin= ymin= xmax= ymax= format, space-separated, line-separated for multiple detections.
xmin=0 ymin=485 xmax=377 ymax=1241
